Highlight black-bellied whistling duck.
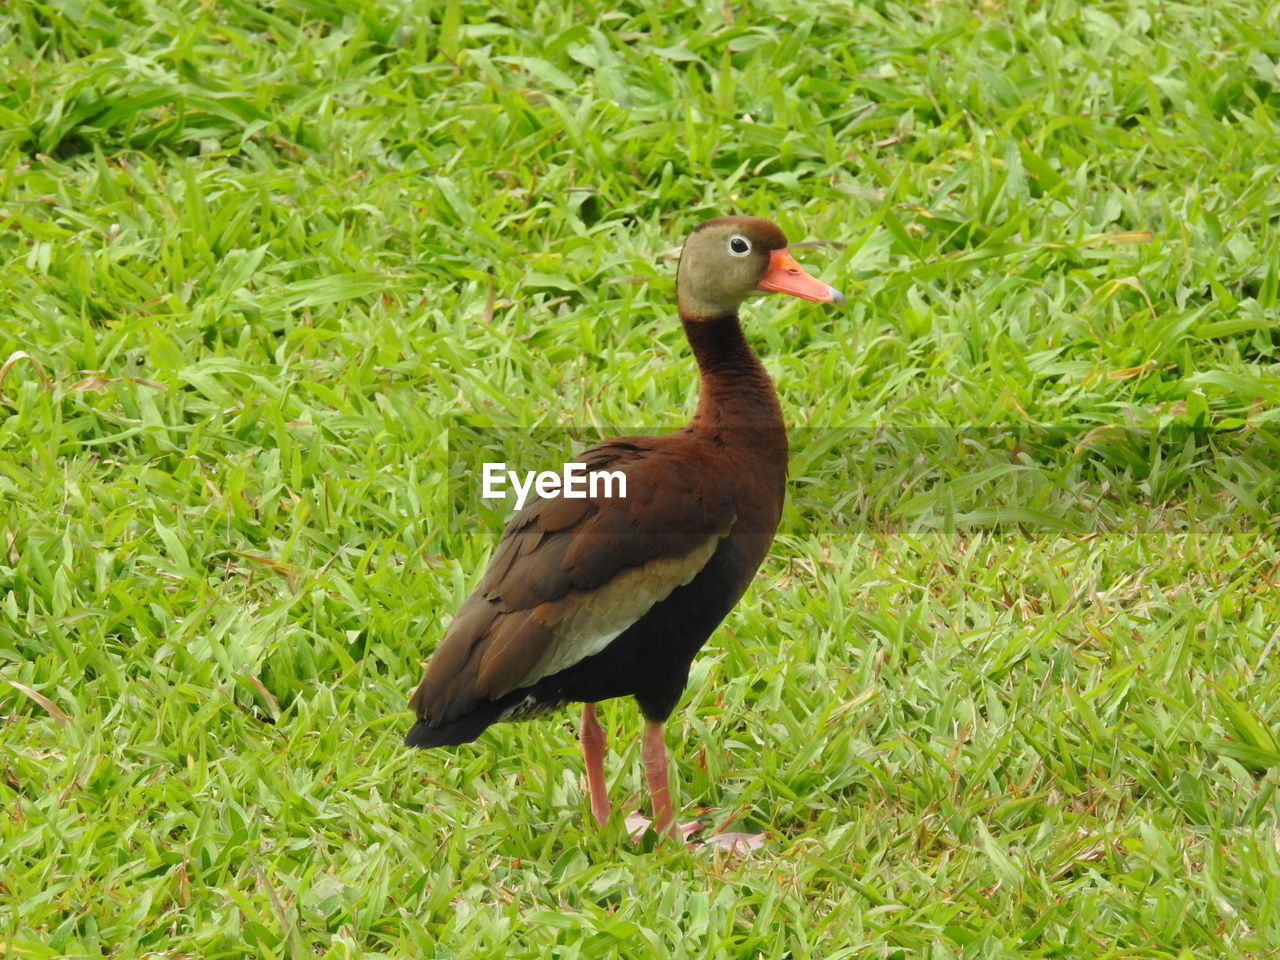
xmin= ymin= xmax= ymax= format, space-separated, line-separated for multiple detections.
xmin=405 ymin=216 xmax=842 ymax=837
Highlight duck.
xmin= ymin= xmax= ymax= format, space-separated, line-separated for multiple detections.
xmin=405 ymin=216 xmax=842 ymax=837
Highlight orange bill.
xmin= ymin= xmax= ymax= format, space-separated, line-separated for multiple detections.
xmin=756 ymin=248 xmax=843 ymax=303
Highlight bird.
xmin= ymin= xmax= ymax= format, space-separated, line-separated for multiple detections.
xmin=405 ymin=216 xmax=842 ymax=837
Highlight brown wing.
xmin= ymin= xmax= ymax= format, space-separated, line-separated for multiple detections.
xmin=409 ymin=435 xmax=736 ymax=727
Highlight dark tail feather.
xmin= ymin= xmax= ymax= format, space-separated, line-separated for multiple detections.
xmin=404 ymin=698 xmax=509 ymax=748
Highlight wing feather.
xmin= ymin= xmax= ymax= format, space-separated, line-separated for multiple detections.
xmin=410 ymin=435 xmax=736 ymax=727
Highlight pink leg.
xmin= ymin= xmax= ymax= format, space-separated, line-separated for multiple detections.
xmin=580 ymin=703 xmax=611 ymax=826
xmin=641 ymin=720 xmax=676 ymax=839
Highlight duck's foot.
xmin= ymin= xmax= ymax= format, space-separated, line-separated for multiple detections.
xmin=624 ymin=811 xmax=765 ymax=852
xmin=693 ymin=830 xmax=766 ymax=853
xmin=624 ymin=810 xmax=705 ymax=842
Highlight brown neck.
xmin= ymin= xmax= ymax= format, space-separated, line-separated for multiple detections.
xmin=681 ymin=313 xmax=785 ymax=433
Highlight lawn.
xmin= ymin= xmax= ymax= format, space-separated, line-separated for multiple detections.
xmin=3 ymin=0 xmax=1280 ymax=956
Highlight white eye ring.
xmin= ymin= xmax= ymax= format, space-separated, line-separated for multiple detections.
xmin=728 ymin=235 xmax=751 ymax=256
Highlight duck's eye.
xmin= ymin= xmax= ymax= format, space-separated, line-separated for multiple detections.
xmin=728 ymin=235 xmax=751 ymax=256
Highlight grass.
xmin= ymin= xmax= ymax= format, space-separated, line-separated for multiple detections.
xmin=2 ymin=0 xmax=1280 ymax=955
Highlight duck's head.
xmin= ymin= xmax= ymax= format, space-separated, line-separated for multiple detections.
xmin=676 ymin=216 xmax=843 ymax=321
